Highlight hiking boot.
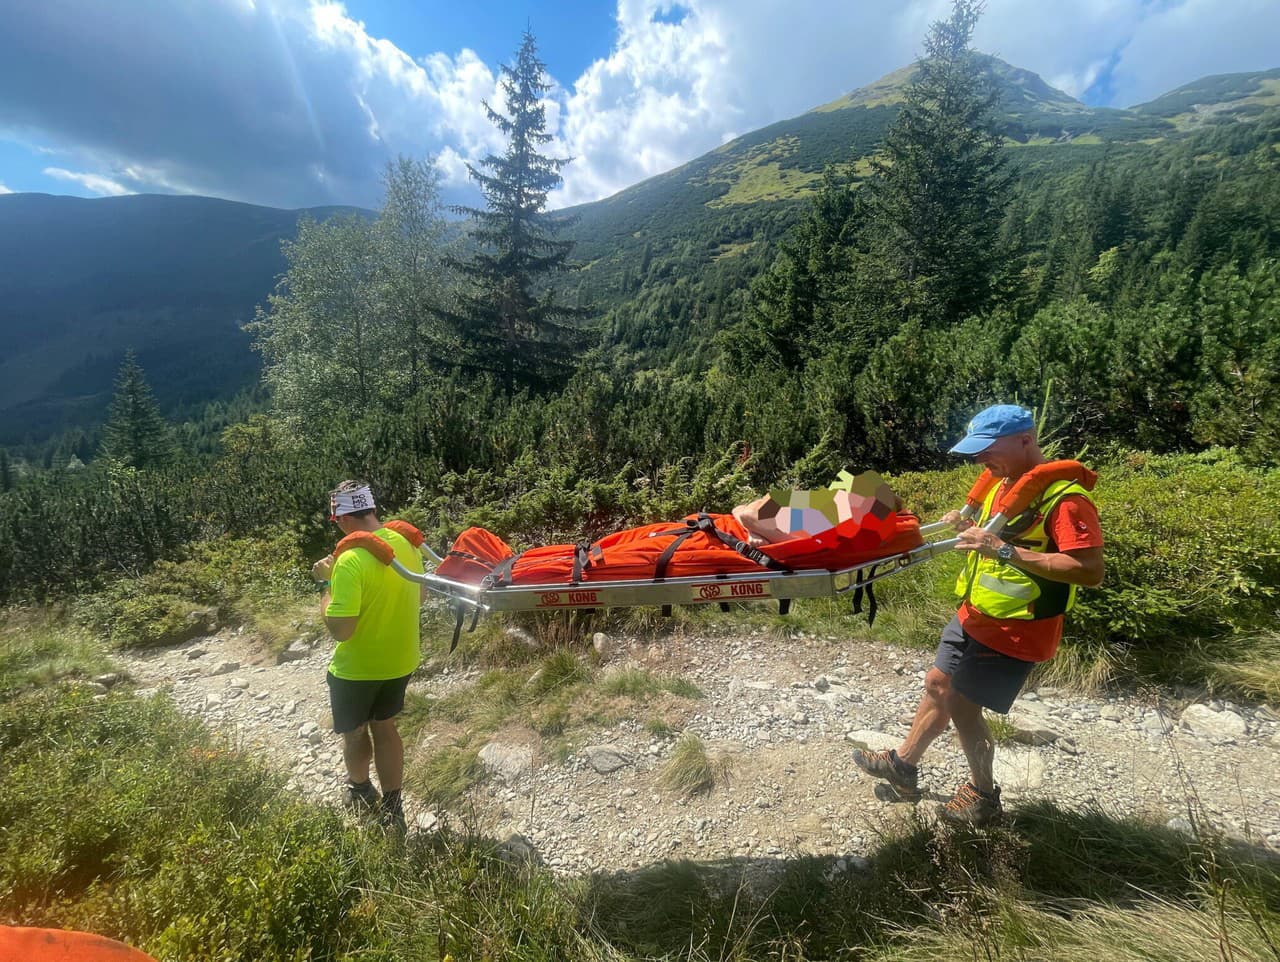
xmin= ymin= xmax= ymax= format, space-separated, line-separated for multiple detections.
xmin=378 ymin=791 xmax=406 ymax=833
xmin=939 ymin=782 xmax=1002 ymax=827
xmin=852 ymin=748 xmax=921 ymax=801
xmin=344 ymin=779 xmax=380 ymax=814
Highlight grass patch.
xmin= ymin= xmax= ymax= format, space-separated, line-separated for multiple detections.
xmin=985 ymin=711 xmax=1021 ymax=744
xmin=599 ymin=666 xmax=703 ymax=700
xmin=659 ymin=733 xmax=730 ymax=797
xmin=0 ymin=608 xmax=114 ymax=696
xmin=409 ymin=744 xmax=483 ymax=807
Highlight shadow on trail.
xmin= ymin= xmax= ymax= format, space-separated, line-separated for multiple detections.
xmin=562 ymin=801 xmax=1280 ymax=960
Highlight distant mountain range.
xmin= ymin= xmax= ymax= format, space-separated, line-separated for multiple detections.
xmin=2 ymin=59 xmax=1277 ymax=446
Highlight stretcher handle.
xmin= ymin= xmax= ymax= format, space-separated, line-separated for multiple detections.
xmin=389 ymin=560 xmax=489 ymax=611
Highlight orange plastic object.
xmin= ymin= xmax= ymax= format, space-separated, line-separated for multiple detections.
xmin=334 ymin=530 xmax=395 ymax=565
xmin=0 ymin=926 xmax=158 ymax=961
xmin=963 ymin=469 xmax=998 ymax=511
xmin=436 ymin=512 xmax=923 ymax=587
xmin=996 ymin=460 xmax=1097 ymax=518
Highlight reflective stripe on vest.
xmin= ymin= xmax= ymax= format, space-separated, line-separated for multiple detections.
xmin=954 ymin=477 xmax=1093 ymax=621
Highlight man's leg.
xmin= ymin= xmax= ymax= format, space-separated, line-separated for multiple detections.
xmin=341 ymin=724 xmax=374 ymax=783
xmin=369 ymin=718 xmax=404 ymax=793
xmin=853 ymin=617 xmax=969 ymax=798
xmin=897 ymin=667 xmax=953 ymax=766
xmin=938 ymin=633 xmax=1034 ymax=825
xmin=945 ymin=688 xmax=995 ymax=794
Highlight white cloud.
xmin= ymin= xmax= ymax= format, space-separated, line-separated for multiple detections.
xmin=1105 ymin=0 xmax=1280 ymax=107
xmin=1 ymin=0 xmax=1276 ymax=210
xmin=43 ymin=167 xmax=132 ymax=196
xmin=0 ymin=181 xmax=12 ymax=194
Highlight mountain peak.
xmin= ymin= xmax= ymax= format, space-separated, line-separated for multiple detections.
xmin=811 ymin=54 xmax=1086 ymax=117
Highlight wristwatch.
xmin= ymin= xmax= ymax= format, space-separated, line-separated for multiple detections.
xmin=995 ymin=543 xmax=1016 ymax=564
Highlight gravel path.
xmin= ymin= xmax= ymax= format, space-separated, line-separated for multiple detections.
xmin=115 ymin=622 xmax=1280 ymax=875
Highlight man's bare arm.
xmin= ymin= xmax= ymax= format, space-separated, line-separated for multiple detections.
xmin=954 ymin=528 xmax=1104 ymax=588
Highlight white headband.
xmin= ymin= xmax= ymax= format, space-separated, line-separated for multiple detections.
xmin=331 ymin=486 xmax=375 ymax=518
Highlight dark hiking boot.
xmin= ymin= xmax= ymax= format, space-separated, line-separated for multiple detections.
xmin=939 ymin=782 xmax=1002 ymax=827
xmin=344 ymin=779 xmax=380 ymax=814
xmin=378 ymin=790 xmax=406 ymax=833
xmin=852 ymin=748 xmax=922 ymax=801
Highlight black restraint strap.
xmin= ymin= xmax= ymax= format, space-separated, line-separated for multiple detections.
xmin=484 ymin=552 xmax=523 ymax=588
xmin=652 ymin=514 xmax=792 ymax=581
xmin=851 ymin=564 xmax=881 ymax=626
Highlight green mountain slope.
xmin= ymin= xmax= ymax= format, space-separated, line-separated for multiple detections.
xmin=0 ymin=193 xmax=365 ymax=444
xmin=1134 ymin=67 xmax=1280 ymax=127
xmin=561 ymin=55 xmax=1193 ymax=352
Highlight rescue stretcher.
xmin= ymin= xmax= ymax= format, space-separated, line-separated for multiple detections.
xmin=387 ymin=462 xmax=1096 ymax=647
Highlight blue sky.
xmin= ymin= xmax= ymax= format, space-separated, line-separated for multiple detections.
xmin=1 ymin=0 xmax=1277 ymax=210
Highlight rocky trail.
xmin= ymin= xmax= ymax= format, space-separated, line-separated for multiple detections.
xmin=112 ymin=623 xmax=1280 ymax=876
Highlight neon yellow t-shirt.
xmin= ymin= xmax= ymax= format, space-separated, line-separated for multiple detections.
xmin=325 ymin=527 xmax=423 ymax=680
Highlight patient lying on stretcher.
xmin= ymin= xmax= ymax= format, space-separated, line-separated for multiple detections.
xmin=435 ymin=470 xmax=919 ymax=587
xmin=730 ymin=470 xmax=905 ymax=547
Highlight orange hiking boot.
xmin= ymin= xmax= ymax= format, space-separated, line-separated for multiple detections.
xmin=939 ymin=781 xmax=1002 ymax=827
xmin=852 ymin=748 xmax=922 ymax=801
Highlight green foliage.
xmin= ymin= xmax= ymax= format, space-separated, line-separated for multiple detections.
xmin=249 ymin=158 xmax=456 ymax=433
xmin=1069 ymin=451 xmax=1280 ymax=681
xmin=75 ymin=529 xmax=311 ymax=649
xmin=854 ymin=0 xmax=1014 ymax=329
xmin=99 ymin=350 xmax=176 ymax=469
xmin=0 ymin=610 xmax=113 ymax=697
xmin=450 ymin=30 xmax=589 ymax=392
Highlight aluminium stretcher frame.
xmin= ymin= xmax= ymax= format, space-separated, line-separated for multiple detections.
xmin=390 ymin=515 xmax=984 ymax=615
xmin=388 ymin=460 xmax=1093 ymax=627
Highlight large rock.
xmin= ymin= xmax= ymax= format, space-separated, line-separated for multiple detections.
xmin=1180 ymin=704 xmax=1247 ymax=742
xmin=583 ymin=744 xmax=631 ymax=774
xmin=845 ymin=730 xmax=897 ymax=752
xmin=592 ymin=632 xmax=615 ymax=659
xmin=478 ymin=742 xmax=535 ymax=781
xmin=994 ymin=748 xmax=1046 ymax=792
xmin=277 ymin=640 xmax=312 ymax=664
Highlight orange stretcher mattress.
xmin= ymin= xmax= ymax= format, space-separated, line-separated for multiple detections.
xmin=436 ymin=511 xmax=923 ymax=587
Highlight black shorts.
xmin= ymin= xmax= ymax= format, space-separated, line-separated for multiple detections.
xmin=326 ymin=672 xmax=411 ymax=734
xmin=934 ymin=616 xmax=1035 ymax=714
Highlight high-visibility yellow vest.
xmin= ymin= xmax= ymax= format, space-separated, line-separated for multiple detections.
xmin=955 ymin=476 xmax=1094 ymax=621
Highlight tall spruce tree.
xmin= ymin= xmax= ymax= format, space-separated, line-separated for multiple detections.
xmin=853 ymin=0 xmax=1012 ymax=330
xmin=100 ymin=350 xmax=175 ymax=469
xmin=451 ymin=30 xmax=586 ymax=392
xmin=0 ymin=447 xmax=12 ymax=492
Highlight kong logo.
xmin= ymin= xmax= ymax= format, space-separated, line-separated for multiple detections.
xmin=536 ymin=590 xmax=599 ymax=608
xmin=693 ymin=581 xmax=769 ymax=601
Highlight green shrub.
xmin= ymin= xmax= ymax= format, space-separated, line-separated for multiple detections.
xmin=75 ymin=529 xmax=312 ymax=649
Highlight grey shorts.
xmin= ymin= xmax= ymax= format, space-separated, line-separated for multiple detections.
xmin=934 ymin=616 xmax=1035 ymax=714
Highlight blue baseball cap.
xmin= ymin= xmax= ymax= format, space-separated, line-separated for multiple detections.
xmin=949 ymin=404 xmax=1035 ymax=455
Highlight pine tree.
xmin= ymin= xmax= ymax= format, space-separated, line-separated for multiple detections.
xmin=854 ymin=0 xmax=1013 ymax=329
xmin=450 ymin=30 xmax=588 ymax=392
xmin=100 ymin=350 xmax=175 ymax=469
xmin=0 ymin=447 xmax=12 ymax=492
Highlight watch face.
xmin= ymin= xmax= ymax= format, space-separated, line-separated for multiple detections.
xmin=997 ymin=544 xmax=1015 ymax=561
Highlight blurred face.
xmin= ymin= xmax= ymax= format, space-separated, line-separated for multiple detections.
xmin=973 ymin=431 xmax=1034 ymax=478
